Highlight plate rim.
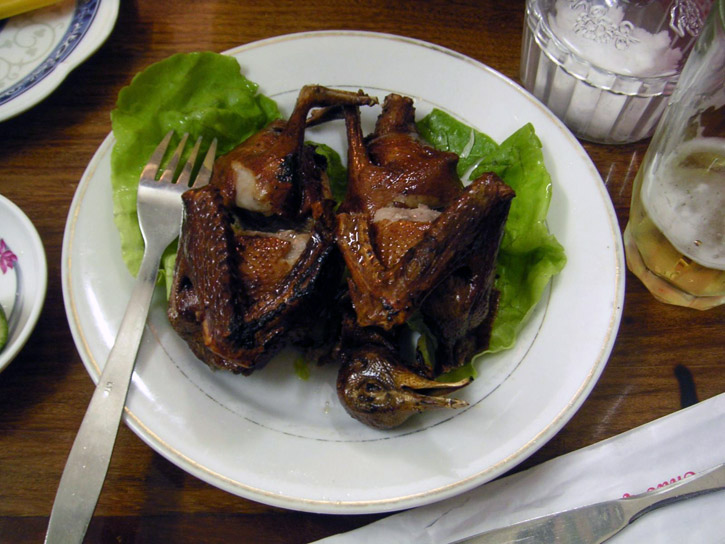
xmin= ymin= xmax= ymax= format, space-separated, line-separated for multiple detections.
xmin=61 ymin=30 xmax=625 ymax=514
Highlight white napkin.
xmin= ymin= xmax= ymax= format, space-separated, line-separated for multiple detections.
xmin=313 ymin=393 xmax=725 ymax=544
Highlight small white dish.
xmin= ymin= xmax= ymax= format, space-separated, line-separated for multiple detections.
xmin=0 ymin=0 xmax=119 ymax=122
xmin=0 ymin=195 xmax=48 ymax=372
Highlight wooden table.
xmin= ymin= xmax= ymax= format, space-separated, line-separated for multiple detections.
xmin=0 ymin=1 xmax=722 ymax=542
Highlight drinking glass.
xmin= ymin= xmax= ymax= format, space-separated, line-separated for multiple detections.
xmin=623 ymin=0 xmax=725 ymax=309
xmin=521 ymin=0 xmax=714 ymax=144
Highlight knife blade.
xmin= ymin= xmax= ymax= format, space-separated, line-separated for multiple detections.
xmin=450 ymin=463 xmax=725 ymax=544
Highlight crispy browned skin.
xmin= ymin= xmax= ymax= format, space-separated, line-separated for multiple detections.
xmin=336 ymin=95 xmax=515 ymax=332
xmin=337 ymin=343 xmax=471 ymax=429
xmin=334 ymin=94 xmax=514 ymax=428
xmin=420 ymin=203 xmax=509 ymax=373
xmin=212 ymin=85 xmax=378 ymax=217
xmin=332 ymin=301 xmax=470 ymax=429
xmin=168 ymin=85 xmax=378 ymax=374
xmin=168 ymin=185 xmax=340 ymax=374
xmin=338 ymin=94 xmax=463 ymax=217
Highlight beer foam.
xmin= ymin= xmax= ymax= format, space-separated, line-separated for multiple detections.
xmin=643 ymin=137 xmax=725 ymax=270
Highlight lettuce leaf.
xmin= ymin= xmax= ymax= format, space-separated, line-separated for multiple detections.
xmin=110 ymin=52 xmax=280 ymax=288
xmin=308 ymin=142 xmax=348 ymax=206
xmin=417 ymin=110 xmax=566 ymax=378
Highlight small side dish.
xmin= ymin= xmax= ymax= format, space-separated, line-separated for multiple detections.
xmin=0 ymin=195 xmax=47 ymax=371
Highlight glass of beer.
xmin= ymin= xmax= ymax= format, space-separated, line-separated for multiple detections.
xmin=624 ymin=0 xmax=725 ymax=310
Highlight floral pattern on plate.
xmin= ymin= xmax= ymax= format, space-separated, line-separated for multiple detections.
xmin=0 ymin=238 xmax=18 ymax=318
xmin=0 ymin=194 xmax=47 ymax=371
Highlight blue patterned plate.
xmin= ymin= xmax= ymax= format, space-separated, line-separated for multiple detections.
xmin=0 ymin=0 xmax=118 ymax=121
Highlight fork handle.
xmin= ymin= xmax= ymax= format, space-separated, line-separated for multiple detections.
xmin=46 ymin=241 xmax=164 ymax=544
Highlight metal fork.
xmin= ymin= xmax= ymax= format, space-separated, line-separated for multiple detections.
xmin=45 ymin=132 xmax=217 ymax=544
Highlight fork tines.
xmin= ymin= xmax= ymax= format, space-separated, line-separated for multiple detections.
xmin=142 ymin=131 xmax=218 ymax=188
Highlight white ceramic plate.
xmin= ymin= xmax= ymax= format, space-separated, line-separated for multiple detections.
xmin=61 ymin=31 xmax=624 ymax=514
xmin=0 ymin=0 xmax=119 ymax=122
xmin=0 ymin=195 xmax=47 ymax=372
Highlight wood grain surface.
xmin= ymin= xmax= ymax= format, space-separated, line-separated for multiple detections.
xmin=0 ymin=1 xmax=722 ymax=543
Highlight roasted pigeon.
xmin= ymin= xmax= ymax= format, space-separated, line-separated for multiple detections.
xmin=333 ymin=297 xmax=471 ymax=429
xmin=335 ymin=94 xmax=515 ymax=427
xmin=168 ymin=85 xmax=377 ymax=374
xmin=168 ymin=86 xmax=514 ymax=429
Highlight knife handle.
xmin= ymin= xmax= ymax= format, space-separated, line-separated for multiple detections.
xmin=622 ymin=463 xmax=725 ymax=522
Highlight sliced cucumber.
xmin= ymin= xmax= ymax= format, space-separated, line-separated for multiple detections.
xmin=0 ymin=305 xmax=7 ymax=352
